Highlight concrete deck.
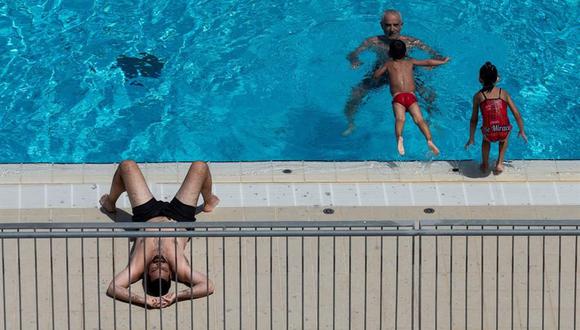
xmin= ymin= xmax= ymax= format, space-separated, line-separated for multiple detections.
xmin=0 ymin=161 xmax=579 ymax=329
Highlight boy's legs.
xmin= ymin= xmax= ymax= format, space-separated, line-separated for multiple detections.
xmin=100 ymin=160 xmax=154 ymax=212
xmin=407 ymin=103 xmax=440 ymax=156
xmin=392 ymin=103 xmax=407 ymax=155
xmin=174 ymin=162 xmax=219 ymax=212
xmin=481 ymin=140 xmax=491 ymax=172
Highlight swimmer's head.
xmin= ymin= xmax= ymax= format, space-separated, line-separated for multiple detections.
xmin=389 ymin=40 xmax=406 ymax=60
xmin=142 ymin=255 xmax=173 ymax=296
xmin=479 ymin=61 xmax=498 ymax=92
xmin=381 ymin=10 xmax=403 ymax=37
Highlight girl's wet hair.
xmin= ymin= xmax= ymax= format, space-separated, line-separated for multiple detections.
xmin=479 ymin=61 xmax=498 ymax=93
xmin=389 ymin=40 xmax=406 ymax=60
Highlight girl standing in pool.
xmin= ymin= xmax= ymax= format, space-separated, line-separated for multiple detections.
xmin=465 ymin=62 xmax=527 ymax=174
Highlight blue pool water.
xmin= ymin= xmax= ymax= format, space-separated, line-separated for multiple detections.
xmin=0 ymin=1 xmax=578 ymax=163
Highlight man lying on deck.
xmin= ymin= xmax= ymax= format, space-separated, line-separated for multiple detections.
xmin=100 ymin=160 xmax=219 ymax=308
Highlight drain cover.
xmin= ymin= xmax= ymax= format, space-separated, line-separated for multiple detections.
xmin=282 ymin=169 xmax=292 ymax=174
xmin=423 ymin=208 xmax=435 ymax=214
xmin=323 ymin=208 xmax=335 ymax=215
xmin=452 ymin=168 xmax=459 ymax=172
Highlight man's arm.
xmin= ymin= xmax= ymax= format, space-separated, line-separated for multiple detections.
xmin=407 ymin=37 xmax=445 ymax=59
xmin=347 ymin=37 xmax=376 ymax=68
xmin=106 ymin=251 xmax=158 ymax=308
xmin=169 ymin=254 xmax=214 ymax=303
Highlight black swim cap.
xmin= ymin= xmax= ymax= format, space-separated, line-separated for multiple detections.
xmin=479 ymin=61 xmax=498 ymax=93
xmin=143 ymin=277 xmax=172 ymax=296
xmin=389 ymin=40 xmax=406 ymax=60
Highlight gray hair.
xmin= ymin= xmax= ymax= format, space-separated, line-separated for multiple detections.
xmin=382 ymin=9 xmax=403 ymax=22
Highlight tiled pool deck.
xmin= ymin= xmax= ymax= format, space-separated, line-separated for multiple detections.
xmin=0 ymin=160 xmax=579 ymax=221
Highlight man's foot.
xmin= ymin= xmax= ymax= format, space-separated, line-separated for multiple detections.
xmin=99 ymin=194 xmax=116 ymax=213
xmin=494 ymin=162 xmax=504 ymax=175
xmin=427 ymin=140 xmax=440 ymax=156
xmin=341 ymin=123 xmax=356 ymax=136
xmin=397 ymin=137 xmax=405 ymax=156
xmin=202 ymin=195 xmax=220 ymax=212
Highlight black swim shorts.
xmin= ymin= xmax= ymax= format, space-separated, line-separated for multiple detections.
xmin=132 ymin=197 xmax=196 ymax=222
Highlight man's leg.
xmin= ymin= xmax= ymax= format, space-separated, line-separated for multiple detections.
xmin=342 ymin=76 xmax=384 ymax=136
xmin=100 ymin=160 xmax=153 ymax=212
xmin=392 ymin=102 xmax=407 ymax=155
xmin=407 ymin=103 xmax=440 ymax=156
xmin=415 ymin=77 xmax=436 ymax=114
xmin=174 ymin=162 xmax=219 ymax=212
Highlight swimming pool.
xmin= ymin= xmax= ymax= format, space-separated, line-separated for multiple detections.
xmin=0 ymin=1 xmax=578 ymax=163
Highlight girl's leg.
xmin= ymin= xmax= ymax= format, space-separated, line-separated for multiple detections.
xmin=495 ymin=138 xmax=509 ymax=174
xmin=174 ymin=162 xmax=219 ymax=212
xmin=481 ymin=140 xmax=491 ymax=172
xmin=99 ymin=160 xmax=154 ymax=212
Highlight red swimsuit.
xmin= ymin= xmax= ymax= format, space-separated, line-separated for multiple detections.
xmin=392 ymin=92 xmax=417 ymax=108
xmin=480 ymin=88 xmax=512 ymax=142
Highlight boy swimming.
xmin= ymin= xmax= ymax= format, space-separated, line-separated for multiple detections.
xmin=373 ymin=39 xmax=448 ymax=156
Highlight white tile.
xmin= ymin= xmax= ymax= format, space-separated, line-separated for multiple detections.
xmin=553 ymin=183 xmax=580 ymax=205
xmin=0 ymin=164 xmax=21 ymax=184
xmin=528 ymin=183 xmax=559 ymax=205
xmin=0 ymin=185 xmax=19 ymax=208
xmin=384 ymin=183 xmax=413 ymax=206
xmin=330 ymin=184 xmax=359 ymax=206
xmin=489 ymin=183 xmax=507 ymax=205
xmin=72 ymin=184 xmax=99 ymax=208
xmin=158 ymin=183 xmax=180 ymax=202
xmin=357 ymin=183 xmax=387 ymax=206
xmin=241 ymin=184 xmax=269 ymax=207
xmin=20 ymin=185 xmax=45 ymax=208
xmin=267 ymin=183 xmax=295 ymax=206
xmin=293 ymin=183 xmax=322 ymax=206
xmin=319 ymin=183 xmax=334 ymax=206
xmin=213 ymin=183 xmax=242 ymax=207
xmin=47 ymin=185 xmax=72 ymax=208
xmin=411 ymin=183 xmax=439 ymax=206
xmin=502 ymin=183 xmax=532 ymax=205
xmin=436 ymin=183 xmax=466 ymax=206
xmin=463 ymin=183 xmax=496 ymax=205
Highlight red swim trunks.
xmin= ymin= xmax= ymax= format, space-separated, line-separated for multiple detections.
xmin=392 ymin=92 xmax=417 ymax=108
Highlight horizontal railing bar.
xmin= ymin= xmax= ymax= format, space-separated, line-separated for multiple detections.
xmin=420 ymin=219 xmax=580 ymax=226
xmin=1 ymin=229 xmax=579 ymax=239
xmin=0 ymin=220 xmax=415 ymax=230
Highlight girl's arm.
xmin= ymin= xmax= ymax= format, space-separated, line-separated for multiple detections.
xmin=505 ymin=90 xmax=528 ymax=142
xmin=465 ymin=93 xmax=480 ymax=148
xmin=410 ymin=57 xmax=449 ymax=67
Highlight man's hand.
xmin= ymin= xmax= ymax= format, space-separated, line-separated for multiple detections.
xmin=145 ymin=295 xmax=162 ymax=309
xmin=160 ymin=292 xmax=177 ymax=308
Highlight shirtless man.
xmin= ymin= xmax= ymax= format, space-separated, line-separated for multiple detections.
xmin=342 ymin=9 xmax=445 ymax=136
xmin=373 ymin=40 xmax=448 ymax=156
xmin=101 ymin=160 xmax=219 ymax=308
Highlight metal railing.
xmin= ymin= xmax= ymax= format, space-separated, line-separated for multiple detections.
xmin=0 ymin=220 xmax=578 ymax=330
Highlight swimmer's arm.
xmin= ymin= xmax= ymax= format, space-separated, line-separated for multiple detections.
xmin=466 ymin=94 xmax=480 ymax=148
xmin=411 ymin=57 xmax=450 ymax=67
xmin=505 ymin=91 xmax=528 ymax=142
xmin=372 ymin=63 xmax=389 ymax=80
xmin=409 ymin=37 xmax=445 ymax=59
xmin=347 ymin=37 xmax=375 ymax=68
xmin=107 ymin=257 xmax=150 ymax=308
